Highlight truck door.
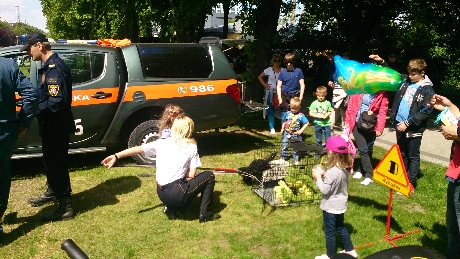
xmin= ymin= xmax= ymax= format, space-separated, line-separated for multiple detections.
xmin=52 ymin=48 xmax=123 ymax=149
xmin=11 ymin=45 xmax=124 ymax=154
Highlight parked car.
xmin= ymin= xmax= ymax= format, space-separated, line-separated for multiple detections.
xmin=3 ymin=40 xmax=241 ymax=165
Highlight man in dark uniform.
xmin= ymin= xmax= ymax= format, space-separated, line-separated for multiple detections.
xmin=21 ymin=32 xmax=76 ymax=221
xmin=0 ymin=57 xmax=38 ymax=233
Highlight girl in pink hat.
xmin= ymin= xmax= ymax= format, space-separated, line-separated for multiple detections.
xmin=312 ymin=136 xmax=357 ymax=259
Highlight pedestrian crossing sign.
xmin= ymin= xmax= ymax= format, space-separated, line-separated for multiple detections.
xmin=373 ymin=144 xmax=411 ymax=197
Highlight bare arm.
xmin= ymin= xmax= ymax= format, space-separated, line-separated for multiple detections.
xmin=430 ymin=94 xmax=460 ymax=117
xmin=258 ymin=71 xmax=269 ymax=88
xmin=277 ymin=80 xmax=282 ymax=101
xmin=295 ymin=122 xmax=309 ymax=135
xmin=101 ymin=146 xmax=144 ymax=169
xmin=299 ymin=78 xmax=305 ymax=101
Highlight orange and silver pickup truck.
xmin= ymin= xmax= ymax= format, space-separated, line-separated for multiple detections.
xmin=2 ymin=40 xmax=241 ymax=165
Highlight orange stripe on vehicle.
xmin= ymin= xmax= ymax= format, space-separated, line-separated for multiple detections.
xmin=16 ymin=87 xmax=119 ymax=112
xmin=123 ymin=79 xmax=238 ymax=102
xmin=71 ymin=88 xmax=119 ymax=106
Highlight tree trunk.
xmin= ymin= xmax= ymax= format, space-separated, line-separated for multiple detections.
xmin=222 ymin=0 xmax=230 ymax=39
xmin=245 ymin=0 xmax=282 ymax=102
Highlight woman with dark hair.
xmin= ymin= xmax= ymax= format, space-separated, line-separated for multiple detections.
xmin=258 ymin=54 xmax=282 ymax=134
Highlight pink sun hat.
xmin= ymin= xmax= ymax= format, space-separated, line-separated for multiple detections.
xmin=325 ymin=136 xmax=348 ymax=154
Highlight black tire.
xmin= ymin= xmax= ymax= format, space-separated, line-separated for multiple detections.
xmin=128 ymin=120 xmax=160 ymax=165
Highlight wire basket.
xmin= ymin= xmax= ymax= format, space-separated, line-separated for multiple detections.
xmin=245 ymin=141 xmax=325 ymax=184
xmin=253 ymin=165 xmax=322 ymax=206
xmin=247 ymin=140 xmax=325 ymax=206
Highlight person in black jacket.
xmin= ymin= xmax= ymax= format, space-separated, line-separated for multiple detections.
xmin=22 ymin=32 xmax=76 ymax=221
xmin=388 ymin=58 xmax=434 ymax=191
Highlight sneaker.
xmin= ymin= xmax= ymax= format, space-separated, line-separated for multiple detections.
xmin=270 ymin=129 xmax=276 ymax=134
xmin=294 ymin=161 xmax=300 ymax=165
xmin=314 ymin=254 xmax=330 ymax=259
xmin=361 ymin=178 xmax=374 ymax=185
xmin=340 ymin=249 xmax=358 ymax=258
xmin=352 ymin=172 xmax=362 ymax=179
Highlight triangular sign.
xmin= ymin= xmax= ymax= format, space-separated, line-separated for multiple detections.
xmin=373 ymin=144 xmax=411 ymax=197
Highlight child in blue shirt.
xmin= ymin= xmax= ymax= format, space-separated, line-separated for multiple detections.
xmin=280 ymin=97 xmax=309 ymax=165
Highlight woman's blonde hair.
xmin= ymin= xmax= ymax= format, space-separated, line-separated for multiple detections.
xmin=327 ymin=151 xmax=352 ymax=169
xmin=159 ymin=104 xmax=185 ymax=132
xmin=171 ymin=116 xmax=196 ymax=146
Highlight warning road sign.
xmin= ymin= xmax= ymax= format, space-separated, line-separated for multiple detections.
xmin=373 ymin=144 xmax=411 ymax=197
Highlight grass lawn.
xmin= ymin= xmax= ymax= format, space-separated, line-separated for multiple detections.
xmin=0 ymin=108 xmax=450 ymax=259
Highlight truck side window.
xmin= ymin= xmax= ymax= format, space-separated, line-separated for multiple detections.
xmin=138 ymin=46 xmax=213 ymax=78
xmin=58 ymin=53 xmax=105 ymax=85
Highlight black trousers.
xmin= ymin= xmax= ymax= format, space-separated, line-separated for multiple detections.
xmin=0 ymin=123 xmax=18 ymax=218
xmin=157 ymin=171 xmax=215 ymax=215
xmin=353 ymin=126 xmax=376 ymax=178
xmin=41 ymin=117 xmax=72 ymax=198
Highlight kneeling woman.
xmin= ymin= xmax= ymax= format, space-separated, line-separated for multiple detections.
xmin=101 ymin=116 xmax=220 ymax=223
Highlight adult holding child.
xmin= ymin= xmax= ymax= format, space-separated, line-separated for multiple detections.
xmin=258 ymin=54 xmax=282 ymax=134
xmin=276 ymin=53 xmax=306 ymax=118
xmin=101 ymin=116 xmax=221 ymax=223
xmin=429 ymin=94 xmax=460 ymax=259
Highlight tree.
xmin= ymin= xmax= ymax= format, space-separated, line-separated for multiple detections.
xmin=238 ymin=0 xmax=283 ymax=101
xmin=0 ymin=22 xmax=14 ymax=47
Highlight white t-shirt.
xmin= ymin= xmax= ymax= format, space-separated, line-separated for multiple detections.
xmin=142 ymin=138 xmax=202 ymax=185
xmin=263 ymin=67 xmax=281 ymax=90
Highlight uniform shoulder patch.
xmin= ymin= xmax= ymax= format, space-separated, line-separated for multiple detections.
xmin=48 ymin=84 xmax=60 ymax=97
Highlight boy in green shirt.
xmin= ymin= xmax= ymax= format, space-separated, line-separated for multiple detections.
xmin=309 ymin=86 xmax=333 ymax=146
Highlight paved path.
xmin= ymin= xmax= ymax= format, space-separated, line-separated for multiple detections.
xmin=373 ymin=125 xmax=451 ymax=166
xmin=332 ymin=116 xmax=452 ymax=166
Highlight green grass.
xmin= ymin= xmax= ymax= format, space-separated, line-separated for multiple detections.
xmin=0 ymin=109 xmax=450 ymax=259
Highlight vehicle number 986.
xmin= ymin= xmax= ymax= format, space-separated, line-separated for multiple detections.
xmin=190 ymin=85 xmax=215 ymax=93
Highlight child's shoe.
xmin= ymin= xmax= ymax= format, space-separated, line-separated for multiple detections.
xmin=352 ymin=171 xmax=362 ymax=179
xmin=294 ymin=161 xmax=300 ymax=165
xmin=340 ymin=249 xmax=358 ymax=258
xmin=361 ymin=178 xmax=373 ymax=185
xmin=270 ymin=129 xmax=276 ymax=134
xmin=314 ymin=254 xmax=330 ymax=259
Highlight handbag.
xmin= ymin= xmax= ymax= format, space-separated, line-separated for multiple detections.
xmin=357 ymin=110 xmax=378 ymax=132
xmin=271 ymin=92 xmax=279 ymax=108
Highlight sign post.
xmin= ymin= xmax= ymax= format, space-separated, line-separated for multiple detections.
xmin=372 ymin=144 xmax=420 ymax=246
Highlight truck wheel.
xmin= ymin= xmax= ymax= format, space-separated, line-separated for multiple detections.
xmin=128 ymin=120 xmax=160 ymax=165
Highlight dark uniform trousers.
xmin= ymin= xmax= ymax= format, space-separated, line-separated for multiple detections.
xmin=156 ymin=171 xmax=215 ymax=215
xmin=0 ymin=124 xmax=19 ymax=218
xmin=39 ymin=112 xmax=72 ymax=198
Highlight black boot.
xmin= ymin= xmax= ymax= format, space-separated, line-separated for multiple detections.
xmin=29 ymin=187 xmax=56 ymax=207
xmin=199 ymin=212 xmax=221 ymax=223
xmin=43 ymin=196 xmax=74 ymax=221
xmin=163 ymin=206 xmax=177 ymax=220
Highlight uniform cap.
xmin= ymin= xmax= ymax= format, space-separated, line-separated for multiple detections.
xmin=325 ymin=136 xmax=348 ymax=154
xmin=20 ymin=32 xmax=48 ymax=51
